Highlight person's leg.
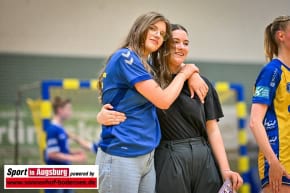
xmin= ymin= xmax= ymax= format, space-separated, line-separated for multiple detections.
xmin=193 ymin=144 xmax=222 ymax=193
xmin=138 ymin=150 xmax=156 ymax=193
xmin=96 ymin=149 xmax=114 ymax=193
xmin=96 ymin=149 xmax=152 ymax=193
xmin=155 ymin=144 xmax=191 ymax=193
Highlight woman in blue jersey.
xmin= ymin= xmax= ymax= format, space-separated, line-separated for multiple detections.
xmin=98 ymin=24 xmax=243 ymax=192
xmin=250 ymin=16 xmax=290 ymax=193
xmin=96 ymin=12 xmax=201 ymax=193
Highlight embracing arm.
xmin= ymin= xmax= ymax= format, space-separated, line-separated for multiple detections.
xmin=180 ymin=63 xmax=209 ymax=103
xmin=96 ymin=65 xmax=198 ymax=124
xmin=135 ymin=64 xmax=198 ymax=109
xmin=96 ymin=104 xmax=126 ymax=125
xmin=206 ymin=119 xmax=243 ymax=190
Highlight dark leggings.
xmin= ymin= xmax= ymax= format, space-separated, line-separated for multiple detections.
xmin=155 ymin=137 xmax=222 ymax=193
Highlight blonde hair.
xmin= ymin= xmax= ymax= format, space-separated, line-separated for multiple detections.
xmin=98 ymin=12 xmax=172 ymax=97
xmin=264 ymin=15 xmax=290 ymax=61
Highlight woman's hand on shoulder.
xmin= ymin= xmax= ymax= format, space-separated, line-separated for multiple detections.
xmin=179 ymin=63 xmax=199 ymax=79
xmin=187 ymin=72 xmax=208 ymax=103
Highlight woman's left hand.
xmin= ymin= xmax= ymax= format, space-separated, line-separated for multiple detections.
xmin=96 ymin=104 xmax=126 ymax=125
xmin=187 ymin=72 xmax=208 ymax=103
xmin=222 ymin=170 xmax=243 ymax=191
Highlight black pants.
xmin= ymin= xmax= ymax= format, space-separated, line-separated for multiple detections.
xmin=155 ymin=137 xmax=222 ymax=193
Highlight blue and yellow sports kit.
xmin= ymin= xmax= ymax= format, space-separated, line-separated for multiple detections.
xmin=252 ymin=59 xmax=290 ymax=187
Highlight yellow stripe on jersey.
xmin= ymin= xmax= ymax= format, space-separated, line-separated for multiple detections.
xmin=274 ymin=65 xmax=290 ymax=174
xmin=258 ymin=151 xmax=265 ymax=179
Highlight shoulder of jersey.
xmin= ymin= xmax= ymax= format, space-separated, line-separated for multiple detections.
xmin=46 ymin=124 xmax=59 ymax=134
xmin=263 ymin=60 xmax=283 ymax=74
xmin=114 ymin=48 xmax=137 ymax=65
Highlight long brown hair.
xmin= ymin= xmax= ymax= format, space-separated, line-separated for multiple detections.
xmin=155 ymin=24 xmax=188 ymax=88
xmin=264 ymin=15 xmax=290 ymax=61
xmin=98 ymin=12 xmax=172 ymax=96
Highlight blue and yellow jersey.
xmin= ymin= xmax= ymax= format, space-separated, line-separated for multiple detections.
xmin=252 ymin=59 xmax=290 ymax=187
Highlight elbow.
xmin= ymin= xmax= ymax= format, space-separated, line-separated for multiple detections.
xmin=155 ymin=99 xmax=171 ymax=110
xmin=157 ymin=104 xmax=170 ymax=110
xmin=249 ymin=117 xmax=259 ymax=132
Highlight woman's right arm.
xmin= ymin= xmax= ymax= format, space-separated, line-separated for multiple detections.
xmin=96 ymin=70 xmax=193 ymax=125
xmin=135 ymin=64 xmax=197 ymax=109
xmin=250 ymin=103 xmax=290 ymax=193
xmin=97 ymin=65 xmax=197 ymax=125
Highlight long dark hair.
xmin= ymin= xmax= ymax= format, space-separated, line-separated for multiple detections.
xmin=264 ymin=15 xmax=290 ymax=61
xmin=155 ymin=24 xmax=188 ymax=88
xmin=98 ymin=12 xmax=172 ymax=96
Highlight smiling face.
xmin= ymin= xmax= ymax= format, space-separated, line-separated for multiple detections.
xmin=144 ymin=21 xmax=167 ymax=56
xmin=169 ymin=29 xmax=189 ymax=71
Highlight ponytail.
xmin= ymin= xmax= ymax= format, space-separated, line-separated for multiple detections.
xmin=264 ymin=15 xmax=290 ymax=62
xmin=264 ymin=23 xmax=278 ymax=62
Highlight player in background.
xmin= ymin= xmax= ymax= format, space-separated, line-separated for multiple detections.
xmin=45 ymin=96 xmax=86 ymax=193
xmin=250 ymin=15 xmax=290 ymax=193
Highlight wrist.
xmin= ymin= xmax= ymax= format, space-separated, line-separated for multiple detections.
xmin=189 ymin=64 xmax=199 ymax=73
xmin=222 ymin=169 xmax=231 ymax=173
xmin=221 ymin=169 xmax=231 ymax=179
xmin=190 ymin=71 xmax=199 ymax=78
xmin=268 ymin=156 xmax=279 ymax=165
xmin=193 ymin=67 xmax=199 ymax=74
xmin=178 ymin=71 xmax=187 ymax=80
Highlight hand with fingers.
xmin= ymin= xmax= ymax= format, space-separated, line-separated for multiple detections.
xmin=179 ymin=63 xmax=200 ymax=79
xmin=187 ymin=72 xmax=209 ymax=103
xmin=96 ymin=104 xmax=127 ymax=126
xmin=221 ymin=170 xmax=243 ymax=191
xmin=269 ymin=158 xmax=290 ymax=193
